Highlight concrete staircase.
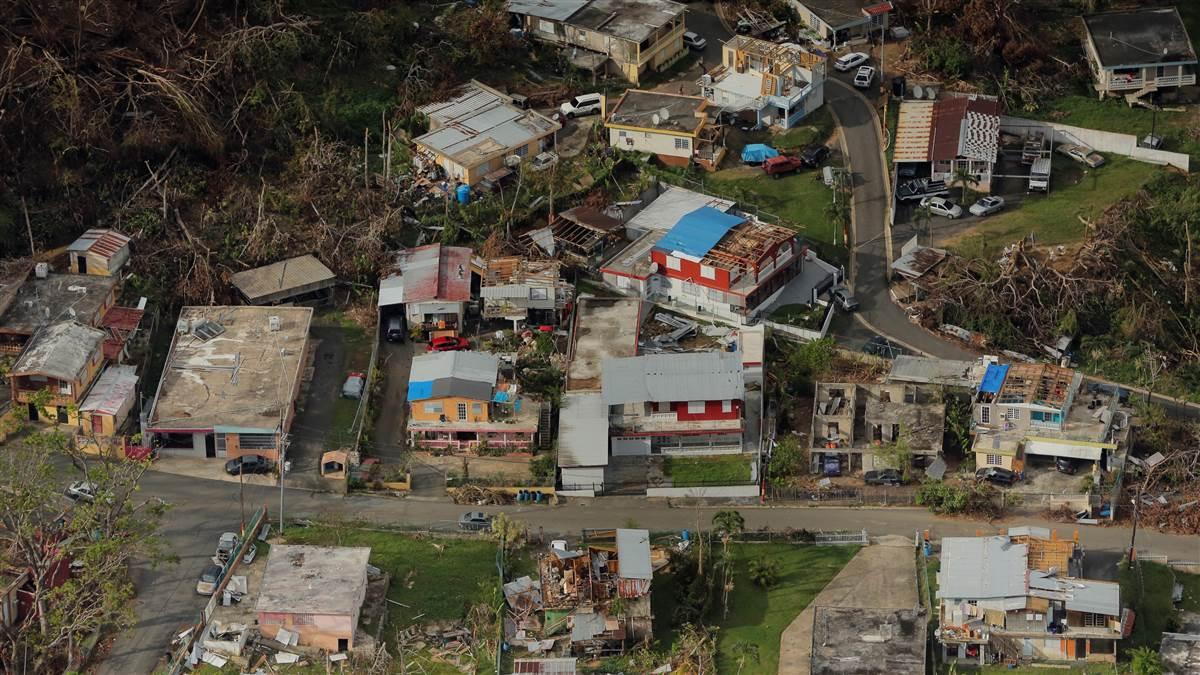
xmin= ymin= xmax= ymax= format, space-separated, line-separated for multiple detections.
xmin=1124 ymin=83 xmax=1159 ymax=109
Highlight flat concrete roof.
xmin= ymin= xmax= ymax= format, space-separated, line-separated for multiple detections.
xmin=148 ymin=306 xmax=311 ymax=432
xmin=569 ymin=0 xmax=685 ymax=44
xmin=811 ymin=607 xmax=925 ymax=675
xmin=607 ymin=90 xmax=708 ymax=134
xmin=0 ymin=273 xmax=117 ymax=336
xmin=1083 ymin=7 xmax=1197 ymax=68
xmin=566 ymin=297 xmax=641 ymax=391
xmin=256 ymin=545 xmax=371 ymax=617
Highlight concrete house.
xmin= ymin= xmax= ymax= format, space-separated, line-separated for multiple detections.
xmin=701 ymin=36 xmax=826 ymax=130
xmin=406 ymin=350 xmax=540 ymax=451
xmin=810 ymin=382 xmax=944 ymax=475
xmin=230 ymin=254 xmax=337 ymax=306
xmin=605 ymin=90 xmax=726 ymax=170
xmin=414 ymin=81 xmax=559 ymax=186
xmin=480 ymin=257 xmax=574 ymax=327
xmin=378 ymin=244 xmax=475 ymax=337
xmin=937 ymin=529 xmax=1122 ymax=665
xmin=0 ymin=271 xmax=118 ymax=355
xmin=256 ymin=545 xmax=371 ymax=652
xmin=145 ymin=306 xmax=311 ymax=460
xmin=893 ymin=94 xmax=1002 ymax=192
xmin=66 ymin=229 xmax=131 ymax=277
xmin=971 ymin=363 xmax=1132 ymax=474
xmin=10 ymin=321 xmax=106 ymax=424
xmin=1081 ymin=7 xmax=1197 ymax=103
xmin=509 ymin=0 xmax=688 ymax=84
xmin=788 ymin=0 xmax=892 ymax=48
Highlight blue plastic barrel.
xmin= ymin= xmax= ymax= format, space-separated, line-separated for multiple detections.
xmin=682 ymin=529 xmax=690 ymax=542
xmin=456 ymin=184 xmax=470 ymax=204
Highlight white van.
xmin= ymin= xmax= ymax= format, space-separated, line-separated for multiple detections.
xmin=559 ymin=93 xmax=603 ymax=118
xmin=1028 ymin=157 xmax=1051 ymax=192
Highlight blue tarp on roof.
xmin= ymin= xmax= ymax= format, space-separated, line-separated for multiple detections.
xmin=407 ymin=380 xmax=433 ymax=402
xmin=741 ymin=143 xmax=779 ymax=163
xmin=979 ymin=364 xmax=1010 ymax=394
xmin=655 ymin=207 xmax=745 ymax=259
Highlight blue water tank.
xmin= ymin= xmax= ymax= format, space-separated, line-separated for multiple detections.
xmin=682 ymin=529 xmax=690 ymax=542
xmin=456 ymin=184 xmax=471 ymax=204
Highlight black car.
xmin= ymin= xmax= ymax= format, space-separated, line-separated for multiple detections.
xmin=864 ymin=469 xmax=902 ymax=486
xmin=863 ymin=335 xmax=905 ymax=359
xmin=800 ymin=143 xmax=830 ymax=168
xmin=1055 ymin=457 xmax=1078 ymax=475
xmin=975 ymin=466 xmax=1017 ymax=486
xmin=224 ymin=455 xmax=273 ymax=476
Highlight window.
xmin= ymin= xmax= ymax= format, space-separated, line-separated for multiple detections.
xmin=538 ymin=19 xmax=554 ymax=33
xmin=986 ymin=454 xmax=1002 ymax=466
xmin=618 ymin=130 xmax=627 ymax=138
xmin=980 ymin=406 xmax=991 ymax=424
xmin=58 ymin=381 xmax=71 ymax=395
xmin=687 ymin=401 xmax=706 ymax=414
xmin=423 ymin=402 xmax=443 ymax=414
xmin=291 ymin=614 xmax=314 ymax=625
xmin=700 ymin=264 xmax=716 ymax=280
xmin=707 ymin=288 xmax=723 ymax=301
xmin=1007 ymin=408 xmax=1021 ymax=421
xmin=457 ymin=403 xmax=468 ymax=421
xmin=530 ymin=287 xmax=548 ymax=300
xmin=472 ymin=403 xmax=482 ymax=417
xmin=514 ymin=144 xmax=529 ymax=157
xmin=674 ymin=137 xmax=690 ymax=150
xmin=666 ymin=256 xmax=682 ymax=271
xmin=721 ymin=400 xmax=733 ymax=413
xmin=1083 ymin=612 xmax=1107 ymax=627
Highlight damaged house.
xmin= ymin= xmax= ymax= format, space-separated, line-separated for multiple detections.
xmin=700 ymin=36 xmax=826 ymax=130
xmin=481 ymin=257 xmax=574 ymax=328
xmin=256 ymin=545 xmax=372 ymax=652
xmin=604 ymin=90 xmax=726 ymax=171
xmin=810 ymin=381 xmax=945 ymax=475
xmin=525 ymin=206 xmax=626 ymax=269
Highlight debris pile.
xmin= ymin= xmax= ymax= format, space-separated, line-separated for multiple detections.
xmin=450 ymin=485 xmax=515 ymax=505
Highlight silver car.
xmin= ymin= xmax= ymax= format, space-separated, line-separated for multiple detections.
xmin=458 ymin=511 xmax=492 ymax=531
xmin=968 ymin=196 xmax=1005 ymax=217
xmin=919 ymin=196 xmax=963 ymax=219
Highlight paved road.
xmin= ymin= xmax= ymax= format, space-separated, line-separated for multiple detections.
xmin=824 ymin=77 xmax=975 ymax=360
xmin=371 ymin=339 xmax=414 ymax=461
xmin=98 ymin=467 xmax=1200 ymax=673
xmin=685 ymin=1 xmax=729 ymax=70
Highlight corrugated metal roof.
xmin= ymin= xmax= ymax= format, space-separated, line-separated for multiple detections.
xmin=414 ymin=82 xmax=559 ymax=169
xmin=392 ymin=244 xmax=473 ymax=303
xmin=571 ymin=612 xmax=605 ymax=641
xmin=67 ymin=228 xmax=131 ymax=258
xmin=512 ymin=657 xmax=578 ymax=675
xmin=558 ymin=392 xmax=609 ymax=467
xmin=100 ymin=306 xmax=144 ymax=360
xmin=625 ymin=185 xmax=735 ymax=234
xmin=560 ymin=206 xmax=623 ymax=233
xmin=79 ymin=365 xmax=138 ymax=415
xmin=409 ymin=351 xmax=499 ymax=386
xmin=12 ymin=321 xmax=105 ymax=382
xmin=508 ymin=0 xmax=589 ymax=22
xmin=655 ymin=207 xmax=745 ymax=260
xmin=230 ymin=255 xmax=336 ymax=302
xmin=602 ymin=351 xmax=743 ymax=406
xmin=378 ymin=275 xmax=404 ymax=307
xmin=1029 ymin=571 xmax=1119 ymax=615
xmin=937 ymin=536 xmax=1028 ymax=600
xmin=615 ymin=528 xmax=652 ymax=580
xmin=893 ymin=100 xmax=934 ymax=163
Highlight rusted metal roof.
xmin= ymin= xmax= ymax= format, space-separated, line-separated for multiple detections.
xmin=559 ymin=206 xmax=623 ymax=233
xmin=100 ymin=306 xmax=144 ymax=360
xmin=67 ymin=229 xmax=131 ymax=259
xmin=893 ymin=100 xmax=934 ymax=163
xmin=393 ymin=244 xmax=473 ymax=303
xmin=895 ymin=96 xmax=1000 ymax=163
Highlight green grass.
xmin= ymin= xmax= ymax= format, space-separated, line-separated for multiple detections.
xmin=713 ymin=544 xmax=859 ymax=674
xmin=1178 ymin=568 xmax=1200 ymax=613
xmin=885 ymin=97 xmax=900 ymax=167
xmin=1119 ymin=560 xmax=1178 ymax=652
xmin=939 ymin=666 xmax=1119 ymax=674
xmin=1030 ymin=95 xmax=1200 ymax=162
xmin=283 ymin=525 xmax=502 ymax=626
xmin=706 ymin=167 xmax=844 ymax=255
xmin=771 ymin=107 xmax=835 ymax=152
xmin=767 ymin=303 xmax=828 ymax=330
xmin=662 ymin=454 xmax=752 ymax=485
xmin=948 ymin=157 xmax=1162 ymax=255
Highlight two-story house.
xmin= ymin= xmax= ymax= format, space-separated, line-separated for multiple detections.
xmin=1081 ymin=7 xmax=1197 ymax=103
xmin=810 ymin=382 xmax=944 ymax=475
xmin=406 ymin=350 xmax=539 ymax=451
xmin=509 ymin=0 xmax=688 ymax=84
xmin=893 ymin=94 xmax=1002 ymax=193
xmin=10 ymin=321 xmax=106 ymax=424
xmin=605 ymin=90 xmax=727 ymax=171
xmin=700 ymin=36 xmax=826 ymax=131
xmin=601 ymin=351 xmax=745 ymax=456
xmin=972 ymin=363 xmax=1132 ymax=474
xmin=480 ymin=257 xmax=574 ymax=328
xmin=937 ymin=529 xmax=1123 ymax=665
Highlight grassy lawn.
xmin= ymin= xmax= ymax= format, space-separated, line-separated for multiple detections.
xmin=662 ymin=454 xmax=752 ymax=485
xmin=1030 ymin=95 xmax=1200 ymax=161
xmin=714 ymin=544 xmax=859 ymax=673
xmin=884 ymin=97 xmax=900 ymax=166
xmin=283 ymin=524 xmax=502 ymax=626
xmin=707 ymin=167 xmax=842 ymax=249
xmin=1119 ymin=560 xmax=1178 ymax=652
xmin=1178 ymin=567 xmax=1200 ymax=613
xmin=771 ymin=107 xmax=835 ymax=152
xmin=946 ymin=157 xmax=1162 ymax=255
xmin=767 ymin=303 xmax=828 ymax=330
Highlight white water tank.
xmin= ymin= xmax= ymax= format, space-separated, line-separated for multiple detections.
xmin=35 ymin=262 xmax=49 ymax=278
xmin=268 ymin=315 xmax=281 ymax=331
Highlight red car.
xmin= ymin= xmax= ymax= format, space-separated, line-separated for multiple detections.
xmin=428 ymin=336 xmax=470 ymax=352
xmin=762 ymin=154 xmax=805 ymax=179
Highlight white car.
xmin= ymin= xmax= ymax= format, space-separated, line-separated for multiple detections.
xmin=683 ymin=31 xmax=707 ymax=51
xmin=530 ymin=151 xmax=558 ymax=171
xmin=919 ymin=196 xmax=963 ymax=219
xmin=64 ymin=481 xmax=99 ymax=503
xmin=559 ymin=93 xmax=603 ymax=118
xmin=1056 ymin=144 xmax=1106 ymax=168
xmin=968 ymin=196 xmax=1006 ymax=217
xmin=834 ymin=52 xmax=869 ymax=72
xmin=853 ymin=65 xmax=875 ymax=88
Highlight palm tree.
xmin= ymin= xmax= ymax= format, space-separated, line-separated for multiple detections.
xmin=824 ymin=193 xmax=850 ymax=247
xmin=748 ymin=556 xmax=780 ymax=588
xmin=711 ymin=510 xmax=745 ymax=537
xmin=711 ymin=510 xmax=744 ymax=618
xmin=914 ymin=202 xmax=933 ymax=246
xmin=731 ymin=640 xmax=760 ymax=675
xmin=952 ymin=165 xmax=977 ymax=204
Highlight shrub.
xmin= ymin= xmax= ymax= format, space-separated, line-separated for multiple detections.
xmin=748 ymin=556 xmax=780 ymax=588
xmin=768 ymin=435 xmax=808 ymax=484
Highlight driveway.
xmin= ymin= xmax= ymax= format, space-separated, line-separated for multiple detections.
xmin=287 ymin=326 xmax=345 ymax=478
xmin=684 ymin=1 xmax=729 ymax=70
xmin=824 ymin=77 xmax=975 ymax=360
xmin=371 ymin=339 xmax=415 ymax=461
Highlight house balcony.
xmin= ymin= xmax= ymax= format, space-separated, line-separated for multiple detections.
xmin=1098 ymin=73 xmax=1196 ymax=92
xmin=609 ymin=412 xmax=743 ymax=435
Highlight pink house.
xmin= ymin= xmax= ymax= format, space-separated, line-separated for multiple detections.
xmin=255 ymin=545 xmax=371 ymax=652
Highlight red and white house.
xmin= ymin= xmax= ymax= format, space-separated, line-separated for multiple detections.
xmin=601 ymin=351 xmax=745 ymax=455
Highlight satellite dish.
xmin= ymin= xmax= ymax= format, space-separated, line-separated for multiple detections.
xmin=649 ymin=262 xmax=660 ymax=274
xmin=912 ymin=84 xmax=924 ymax=99
xmin=925 ymin=86 xmax=938 ymax=100
xmin=505 ymin=154 xmax=522 ymax=168
xmin=651 ymin=113 xmax=661 ymax=126
xmin=658 ymin=107 xmax=671 ymax=121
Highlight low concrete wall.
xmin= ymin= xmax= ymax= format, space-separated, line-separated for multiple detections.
xmin=1000 ymin=116 xmax=1190 ymax=172
xmin=646 ymin=484 xmax=759 ymax=498
xmin=557 ymin=488 xmax=597 ymax=498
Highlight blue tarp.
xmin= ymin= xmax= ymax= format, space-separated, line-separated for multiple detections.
xmin=656 ymin=207 xmax=745 ymax=259
xmin=741 ymin=143 xmax=779 ymax=163
xmin=979 ymin=364 xmax=1010 ymax=394
xmin=493 ymin=390 xmax=511 ymax=403
xmin=407 ymin=380 xmax=433 ymax=402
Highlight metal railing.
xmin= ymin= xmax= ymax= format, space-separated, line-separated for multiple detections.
xmin=770 ymin=485 xmax=919 ymax=505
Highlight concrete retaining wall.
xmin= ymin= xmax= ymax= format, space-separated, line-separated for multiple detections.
xmin=646 ymin=484 xmax=759 ymax=498
xmin=1000 ymin=116 xmax=1190 ymax=172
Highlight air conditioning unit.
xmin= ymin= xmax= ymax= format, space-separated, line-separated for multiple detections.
xmin=35 ymin=262 xmax=49 ymax=279
xmin=268 ymin=315 xmax=281 ymax=331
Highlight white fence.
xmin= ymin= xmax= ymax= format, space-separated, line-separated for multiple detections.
xmin=762 ymin=300 xmax=834 ymax=342
xmin=645 ymin=484 xmax=761 ymax=498
xmin=815 ymin=529 xmax=870 ymax=546
xmin=1000 ymin=116 xmax=1190 ymax=172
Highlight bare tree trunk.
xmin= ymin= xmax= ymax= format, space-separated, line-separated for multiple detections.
xmin=21 ymin=196 xmax=34 ymax=256
xmin=363 ymin=128 xmax=369 ymax=189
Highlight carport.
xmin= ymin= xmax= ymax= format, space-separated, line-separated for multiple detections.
xmin=1023 ymin=438 xmax=1113 ymax=471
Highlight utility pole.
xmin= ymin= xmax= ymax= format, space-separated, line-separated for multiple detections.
xmin=278 ymin=433 xmax=288 ymax=534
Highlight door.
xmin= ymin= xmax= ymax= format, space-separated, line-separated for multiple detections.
xmin=77 ymin=255 xmax=88 ymax=274
xmin=56 ymin=406 xmax=69 ymax=424
xmin=92 ymin=414 xmax=104 ymax=435
xmin=27 ymin=403 xmax=39 ymax=421
xmin=337 ymin=638 xmax=348 ymax=652
xmin=205 ymin=434 xmax=216 ymax=458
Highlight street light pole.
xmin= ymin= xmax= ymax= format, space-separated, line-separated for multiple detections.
xmin=278 ymin=434 xmax=289 ymax=534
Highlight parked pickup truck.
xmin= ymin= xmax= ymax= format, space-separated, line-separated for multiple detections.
xmin=896 ymin=178 xmax=949 ymax=202
xmin=762 ymin=154 xmax=805 ymax=179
